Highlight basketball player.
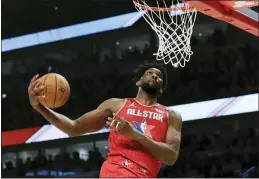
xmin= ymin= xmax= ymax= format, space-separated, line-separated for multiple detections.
xmin=28 ymin=62 xmax=182 ymax=178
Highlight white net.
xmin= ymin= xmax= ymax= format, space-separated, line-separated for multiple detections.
xmin=133 ymin=0 xmax=197 ymax=67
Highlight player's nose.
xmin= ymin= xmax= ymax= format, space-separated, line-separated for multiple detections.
xmin=151 ymin=74 xmax=158 ymax=80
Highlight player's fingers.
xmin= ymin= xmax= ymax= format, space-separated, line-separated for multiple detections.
xmin=113 ymin=113 xmax=119 ymax=118
xmin=33 ymin=86 xmax=44 ymax=94
xmin=30 ymin=74 xmax=39 ymax=83
xmin=31 ymin=82 xmax=41 ymax=93
xmin=29 ymin=75 xmax=40 ymax=92
xmin=40 ymin=85 xmax=45 ymax=91
xmin=38 ymin=85 xmax=45 ymax=91
xmin=29 ymin=89 xmax=37 ymax=96
xmin=29 ymin=84 xmax=43 ymax=96
xmin=110 ymin=119 xmax=117 ymax=128
xmin=28 ymin=81 xmax=35 ymax=92
xmin=106 ymin=121 xmax=111 ymax=126
xmin=107 ymin=117 xmax=114 ymax=124
xmin=35 ymin=81 xmax=42 ymax=88
xmin=110 ymin=120 xmax=122 ymax=130
xmin=116 ymin=122 xmax=121 ymax=129
xmin=34 ymin=84 xmax=44 ymax=91
xmin=113 ymin=113 xmax=125 ymax=122
xmin=107 ymin=117 xmax=113 ymax=122
xmin=30 ymin=79 xmax=41 ymax=91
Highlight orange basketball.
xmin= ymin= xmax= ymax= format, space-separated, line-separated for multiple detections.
xmin=39 ymin=73 xmax=70 ymax=108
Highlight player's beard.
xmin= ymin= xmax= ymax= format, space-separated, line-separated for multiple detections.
xmin=141 ymin=82 xmax=160 ymax=96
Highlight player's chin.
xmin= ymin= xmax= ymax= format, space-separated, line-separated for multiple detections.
xmin=149 ymin=82 xmax=161 ymax=89
xmin=150 ymin=86 xmax=161 ymax=94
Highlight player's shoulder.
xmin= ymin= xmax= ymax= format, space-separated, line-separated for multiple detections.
xmin=105 ymin=98 xmax=124 ymax=105
xmin=100 ymin=98 xmax=124 ymax=113
xmin=156 ymin=103 xmax=168 ymax=110
xmin=167 ymin=108 xmax=182 ymax=122
xmin=106 ymin=98 xmax=124 ymax=103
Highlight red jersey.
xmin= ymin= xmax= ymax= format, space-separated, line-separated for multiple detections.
xmin=100 ymin=98 xmax=169 ymax=178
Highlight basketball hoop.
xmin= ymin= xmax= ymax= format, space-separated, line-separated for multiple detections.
xmin=133 ymin=0 xmax=197 ymax=68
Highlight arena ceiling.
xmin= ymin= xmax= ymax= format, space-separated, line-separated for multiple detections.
xmin=2 ymin=0 xmax=135 ymax=38
xmin=2 ymin=0 xmax=258 ymax=39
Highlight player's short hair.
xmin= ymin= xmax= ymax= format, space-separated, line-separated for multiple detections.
xmin=134 ymin=61 xmax=168 ymax=91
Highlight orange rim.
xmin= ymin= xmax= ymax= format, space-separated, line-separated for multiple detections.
xmin=133 ymin=0 xmax=195 ymax=12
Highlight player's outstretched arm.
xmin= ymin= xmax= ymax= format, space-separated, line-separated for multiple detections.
xmin=28 ymin=74 xmax=122 ymax=137
xmin=32 ymin=99 xmax=117 ymax=136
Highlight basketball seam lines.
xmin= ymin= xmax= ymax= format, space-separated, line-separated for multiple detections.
xmin=43 ymin=75 xmax=49 ymax=107
xmin=60 ymin=76 xmax=69 ymax=106
xmin=53 ymin=74 xmax=58 ymax=108
xmin=64 ymin=78 xmax=70 ymax=105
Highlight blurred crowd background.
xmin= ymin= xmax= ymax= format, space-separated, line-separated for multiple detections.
xmin=2 ymin=127 xmax=259 ymax=177
xmin=2 ymin=30 xmax=258 ymax=131
xmin=2 ymin=0 xmax=258 ymax=178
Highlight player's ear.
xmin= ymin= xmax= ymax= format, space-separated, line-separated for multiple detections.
xmin=136 ymin=80 xmax=141 ymax=87
xmin=136 ymin=77 xmax=143 ymax=87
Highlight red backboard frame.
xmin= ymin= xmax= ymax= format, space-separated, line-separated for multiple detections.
xmin=184 ymin=0 xmax=258 ymax=37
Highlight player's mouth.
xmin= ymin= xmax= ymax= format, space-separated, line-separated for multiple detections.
xmin=148 ymin=79 xmax=160 ymax=85
xmin=149 ymin=79 xmax=158 ymax=83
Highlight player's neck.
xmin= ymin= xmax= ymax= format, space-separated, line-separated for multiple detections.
xmin=135 ymin=90 xmax=157 ymax=106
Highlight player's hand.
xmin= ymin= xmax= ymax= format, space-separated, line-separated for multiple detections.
xmin=106 ymin=114 xmax=141 ymax=140
xmin=28 ymin=74 xmax=45 ymax=107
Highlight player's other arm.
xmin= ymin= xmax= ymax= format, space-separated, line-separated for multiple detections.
xmin=135 ymin=110 xmax=182 ymax=166
xmin=28 ymin=74 xmax=120 ymax=137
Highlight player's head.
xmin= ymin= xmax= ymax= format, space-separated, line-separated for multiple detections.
xmin=134 ymin=61 xmax=168 ymax=96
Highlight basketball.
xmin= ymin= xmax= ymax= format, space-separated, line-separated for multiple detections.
xmin=39 ymin=73 xmax=70 ymax=108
